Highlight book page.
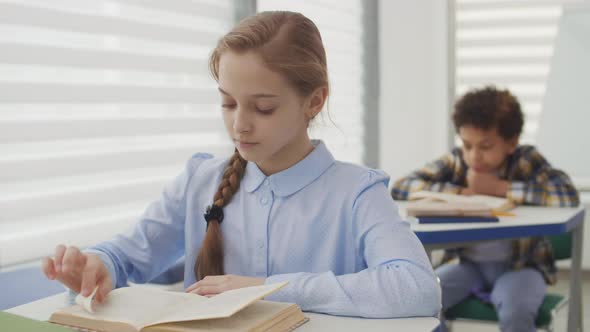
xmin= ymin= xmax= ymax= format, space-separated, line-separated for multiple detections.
xmin=464 ymin=195 xmax=514 ymax=211
xmin=59 ymin=286 xmax=208 ymax=329
xmin=143 ymin=301 xmax=301 ymax=332
xmin=408 ymin=191 xmax=511 ymax=210
xmin=144 ymin=282 xmax=288 ymax=328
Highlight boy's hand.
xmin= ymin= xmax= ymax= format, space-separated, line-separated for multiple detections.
xmin=185 ymin=275 xmax=265 ymax=297
xmin=42 ymin=245 xmax=112 ymax=303
xmin=466 ymin=169 xmax=509 ymax=197
xmin=460 ymin=187 xmax=476 ymax=196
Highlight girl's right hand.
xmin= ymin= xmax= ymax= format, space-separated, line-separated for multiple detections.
xmin=42 ymin=245 xmax=113 ymax=303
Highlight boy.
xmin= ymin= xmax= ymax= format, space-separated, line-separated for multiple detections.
xmin=391 ymin=86 xmax=579 ymax=332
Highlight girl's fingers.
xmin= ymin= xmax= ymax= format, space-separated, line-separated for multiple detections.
xmin=195 ymin=276 xmax=223 ymax=286
xmin=95 ymin=282 xmax=106 ymax=303
xmin=80 ymin=265 xmax=97 ymax=297
xmin=45 ymin=245 xmax=95 ymax=294
xmin=186 ymin=275 xmax=229 ymax=293
xmin=54 ymin=244 xmax=67 ymax=273
xmin=61 ymin=246 xmax=82 ymax=275
xmin=185 ymin=282 xmax=199 ymax=293
xmin=185 ymin=279 xmax=211 ymax=293
xmin=42 ymin=257 xmax=56 ymax=280
xmin=189 ymin=285 xmax=221 ymax=296
xmin=95 ymin=276 xmax=113 ymax=303
xmin=79 ymin=256 xmax=103 ymax=297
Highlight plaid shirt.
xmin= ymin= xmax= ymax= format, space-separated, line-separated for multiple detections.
xmin=392 ymin=145 xmax=580 ymax=284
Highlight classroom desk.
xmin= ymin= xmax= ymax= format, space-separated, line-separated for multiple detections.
xmin=5 ymin=292 xmax=440 ymax=332
xmin=406 ymin=204 xmax=585 ymax=332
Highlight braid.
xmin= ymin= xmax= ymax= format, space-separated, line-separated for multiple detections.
xmin=195 ymin=150 xmax=247 ymax=280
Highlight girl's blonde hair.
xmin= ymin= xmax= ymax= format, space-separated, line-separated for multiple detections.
xmin=195 ymin=11 xmax=329 ymax=280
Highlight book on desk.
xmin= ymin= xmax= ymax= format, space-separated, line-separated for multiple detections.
xmin=405 ymin=191 xmax=515 ymax=224
xmin=47 ymin=282 xmax=307 ymax=332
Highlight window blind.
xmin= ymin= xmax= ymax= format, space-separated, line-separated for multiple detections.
xmin=454 ymin=0 xmax=564 ymax=144
xmin=257 ymin=0 xmax=366 ymax=164
xmin=0 ymin=0 xmax=235 ymax=267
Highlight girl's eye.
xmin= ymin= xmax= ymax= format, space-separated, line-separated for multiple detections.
xmin=221 ymin=104 xmax=236 ymax=110
xmin=257 ymin=108 xmax=275 ymax=115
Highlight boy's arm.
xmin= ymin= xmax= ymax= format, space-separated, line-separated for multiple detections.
xmin=391 ymin=150 xmax=464 ymax=200
xmin=507 ymin=148 xmax=580 ymax=207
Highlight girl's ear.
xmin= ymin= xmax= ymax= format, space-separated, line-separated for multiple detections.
xmin=305 ymin=87 xmax=328 ymax=120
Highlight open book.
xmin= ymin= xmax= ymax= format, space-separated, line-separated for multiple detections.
xmin=405 ymin=190 xmax=515 ymax=219
xmin=49 ymin=282 xmax=307 ymax=332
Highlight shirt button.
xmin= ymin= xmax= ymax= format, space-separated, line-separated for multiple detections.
xmin=257 ymin=240 xmax=265 ymax=249
xmin=260 ymin=196 xmax=269 ymax=205
xmin=264 ymin=179 xmax=270 ymax=186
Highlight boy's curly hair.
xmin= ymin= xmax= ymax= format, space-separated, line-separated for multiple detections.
xmin=453 ymin=86 xmax=524 ymax=140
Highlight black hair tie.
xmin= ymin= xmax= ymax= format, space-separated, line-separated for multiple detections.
xmin=204 ymin=204 xmax=224 ymax=228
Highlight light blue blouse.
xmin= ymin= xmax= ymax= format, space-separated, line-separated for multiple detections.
xmin=89 ymin=140 xmax=440 ymax=318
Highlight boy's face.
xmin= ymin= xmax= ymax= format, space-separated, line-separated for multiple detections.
xmin=458 ymin=125 xmax=518 ymax=173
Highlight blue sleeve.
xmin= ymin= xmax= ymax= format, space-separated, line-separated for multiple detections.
xmin=265 ymin=171 xmax=441 ymax=318
xmin=88 ymin=153 xmax=211 ymax=288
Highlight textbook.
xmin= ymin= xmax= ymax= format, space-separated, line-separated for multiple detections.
xmin=415 ymin=216 xmax=499 ymax=224
xmin=405 ymin=190 xmax=514 ymax=219
xmin=49 ymin=282 xmax=308 ymax=332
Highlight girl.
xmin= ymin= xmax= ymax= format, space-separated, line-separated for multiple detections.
xmin=42 ymin=11 xmax=440 ymax=318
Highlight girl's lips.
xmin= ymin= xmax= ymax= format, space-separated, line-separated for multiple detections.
xmin=235 ymin=140 xmax=259 ymax=149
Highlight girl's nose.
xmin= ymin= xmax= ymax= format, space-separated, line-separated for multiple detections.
xmin=233 ymin=108 xmax=252 ymax=133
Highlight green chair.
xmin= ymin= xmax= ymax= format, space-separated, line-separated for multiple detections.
xmin=444 ymin=234 xmax=571 ymax=331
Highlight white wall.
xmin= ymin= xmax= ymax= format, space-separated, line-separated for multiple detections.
xmin=537 ymin=5 xmax=590 ymax=270
xmin=378 ymin=0 xmax=451 ymax=181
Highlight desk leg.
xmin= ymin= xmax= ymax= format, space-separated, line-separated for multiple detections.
xmin=568 ymin=221 xmax=584 ymax=332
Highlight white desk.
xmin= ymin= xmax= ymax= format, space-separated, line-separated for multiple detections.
xmin=5 ymin=292 xmax=440 ymax=332
xmin=407 ymin=205 xmax=585 ymax=332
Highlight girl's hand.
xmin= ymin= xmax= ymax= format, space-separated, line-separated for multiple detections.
xmin=185 ymin=275 xmax=265 ymax=296
xmin=42 ymin=245 xmax=113 ymax=303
